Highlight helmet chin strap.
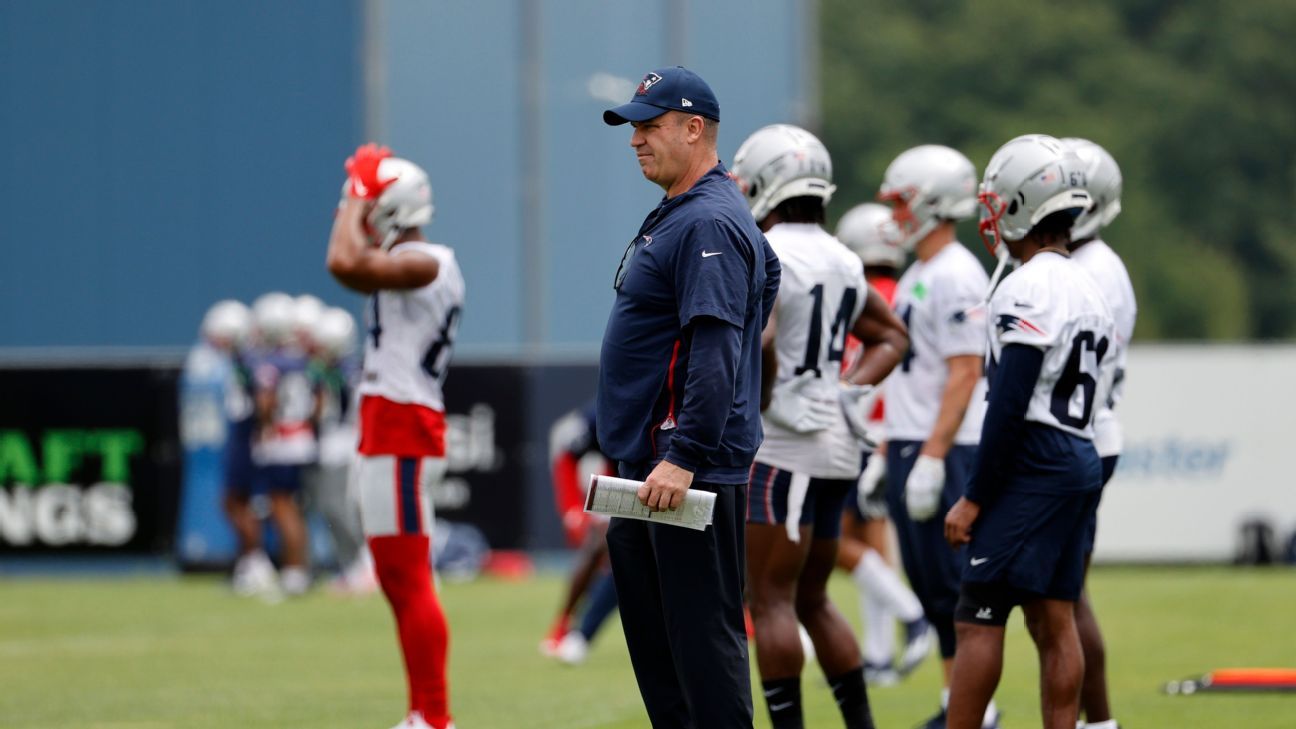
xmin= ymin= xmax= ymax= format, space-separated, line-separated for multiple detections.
xmin=379 ymin=228 xmax=400 ymax=251
xmin=983 ymin=245 xmax=1014 ymax=303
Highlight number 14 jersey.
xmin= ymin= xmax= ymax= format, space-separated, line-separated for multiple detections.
xmin=757 ymin=222 xmax=868 ymax=478
xmin=987 ymin=251 xmax=1115 ymax=439
xmin=359 ymin=241 xmax=466 ymax=414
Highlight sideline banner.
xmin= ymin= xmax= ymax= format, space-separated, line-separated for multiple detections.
xmin=1093 ymin=345 xmax=1296 ymax=562
xmin=0 ymin=366 xmax=181 ymax=553
xmin=171 ymin=359 xmax=601 ymax=566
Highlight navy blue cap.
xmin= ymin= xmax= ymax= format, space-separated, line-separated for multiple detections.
xmin=603 ymin=66 xmax=720 ymax=126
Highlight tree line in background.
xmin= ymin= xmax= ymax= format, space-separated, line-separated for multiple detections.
xmin=820 ymin=0 xmax=1295 ymax=340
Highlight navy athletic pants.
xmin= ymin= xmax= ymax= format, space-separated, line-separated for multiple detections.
xmin=606 ymin=479 xmax=754 ymax=729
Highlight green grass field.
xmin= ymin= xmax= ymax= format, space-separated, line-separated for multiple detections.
xmin=1 ymin=566 xmax=1292 ymax=728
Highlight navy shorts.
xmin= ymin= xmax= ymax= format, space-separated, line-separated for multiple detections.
xmin=747 ymin=462 xmax=853 ymax=540
xmin=222 ymin=418 xmax=255 ymax=496
xmin=251 ymin=464 xmax=304 ymax=494
xmin=885 ymin=442 xmax=974 ymax=607
xmin=963 ymin=487 xmax=1102 ymax=601
xmin=1082 ymin=454 xmax=1120 ymax=556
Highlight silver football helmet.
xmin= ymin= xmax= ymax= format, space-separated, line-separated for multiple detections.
xmin=292 ymin=294 xmax=325 ymax=337
xmin=836 ymin=202 xmax=905 ymax=270
xmin=367 ymin=158 xmax=434 ymax=250
xmin=978 ymin=134 xmax=1093 ymax=255
xmin=312 ymin=307 xmax=357 ymax=359
xmin=201 ymin=300 xmax=251 ymax=350
xmin=1061 ymin=138 xmax=1122 ymax=242
xmin=877 ymin=145 xmax=978 ymax=251
xmin=730 ymin=124 xmax=836 ymax=222
xmin=251 ymin=292 xmax=297 ymax=347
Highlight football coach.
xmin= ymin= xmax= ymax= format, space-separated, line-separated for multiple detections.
xmin=597 ymin=66 xmax=780 ymax=728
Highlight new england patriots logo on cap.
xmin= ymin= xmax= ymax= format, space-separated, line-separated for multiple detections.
xmin=996 ymin=314 xmax=1046 ymax=335
xmin=636 ymin=72 xmax=663 ymax=96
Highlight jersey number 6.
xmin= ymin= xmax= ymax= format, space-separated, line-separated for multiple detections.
xmin=1050 ymin=330 xmax=1109 ymax=429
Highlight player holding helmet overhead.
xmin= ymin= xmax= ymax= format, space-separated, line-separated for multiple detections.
xmin=1062 ymin=137 xmax=1135 ymax=729
xmin=943 ymin=134 xmax=1115 ymax=729
xmin=867 ymin=144 xmax=998 ymax=729
xmin=731 ymin=123 xmax=909 ymax=729
xmin=327 ymin=143 xmax=464 ymax=729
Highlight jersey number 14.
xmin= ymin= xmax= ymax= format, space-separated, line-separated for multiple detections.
xmin=795 ymin=284 xmax=857 ymax=377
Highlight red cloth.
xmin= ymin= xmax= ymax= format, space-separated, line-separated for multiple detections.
xmin=370 ymin=534 xmax=452 ymax=728
xmin=552 ymin=452 xmax=590 ymax=546
xmin=842 ymin=274 xmax=900 ymax=420
xmin=358 ymin=395 xmax=447 ymax=457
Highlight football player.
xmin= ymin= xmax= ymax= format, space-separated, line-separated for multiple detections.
xmin=1062 ymin=137 xmax=1135 ymax=729
xmin=867 ymin=145 xmax=999 ymax=729
xmin=731 ymin=124 xmax=909 ymax=729
xmin=304 ymin=306 xmax=374 ymax=595
xmin=182 ymin=300 xmax=266 ymax=591
xmin=835 ymin=202 xmax=933 ymax=686
xmin=539 ymin=402 xmax=619 ymax=666
xmin=943 ymin=134 xmax=1115 ymax=729
xmin=247 ymin=291 xmax=316 ymax=596
xmin=327 ymin=144 xmax=465 ymax=729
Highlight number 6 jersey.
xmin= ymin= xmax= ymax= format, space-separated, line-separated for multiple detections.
xmin=987 ymin=251 xmax=1115 ymax=439
xmin=357 ymin=241 xmax=465 ymax=456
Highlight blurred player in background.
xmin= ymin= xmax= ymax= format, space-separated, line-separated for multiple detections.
xmin=304 ymin=306 xmax=375 ymax=594
xmin=246 ymin=291 xmax=316 ymax=596
xmin=180 ymin=300 xmax=257 ymax=575
xmin=944 ymin=133 xmax=1114 ymax=729
xmin=834 ymin=202 xmax=932 ymax=686
xmin=539 ymin=402 xmax=619 ymax=666
xmin=327 ymin=143 xmax=464 ymax=729
xmin=1062 ymin=137 xmax=1135 ymax=729
xmin=218 ymin=293 xmax=284 ymax=597
xmin=872 ymin=145 xmax=999 ymax=729
xmin=731 ymin=124 xmax=909 ymax=729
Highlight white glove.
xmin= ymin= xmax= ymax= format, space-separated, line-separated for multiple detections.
xmin=764 ymin=371 xmax=837 ymax=433
xmin=856 ymin=451 xmax=887 ymax=515
xmin=905 ymin=454 xmax=945 ymax=522
xmin=839 ymin=384 xmax=879 ymax=447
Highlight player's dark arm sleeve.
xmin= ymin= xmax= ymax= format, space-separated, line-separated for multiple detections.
xmin=760 ymin=235 xmax=781 ymax=328
xmin=965 ymin=344 xmax=1044 ymax=504
xmin=663 ymin=316 xmax=742 ymax=472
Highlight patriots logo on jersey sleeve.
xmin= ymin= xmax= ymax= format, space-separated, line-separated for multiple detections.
xmin=996 ymin=313 xmax=1046 ymax=335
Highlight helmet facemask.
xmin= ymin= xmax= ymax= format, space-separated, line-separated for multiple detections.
xmin=878 ymin=186 xmax=940 ymax=252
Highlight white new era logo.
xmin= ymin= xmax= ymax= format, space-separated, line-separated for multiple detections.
xmin=976 ymin=607 xmax=993 ymax=620
xmin=681 ymin=98 xmax=693 ymax=107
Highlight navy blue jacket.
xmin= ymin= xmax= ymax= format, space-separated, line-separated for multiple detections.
xmin=597 ymin=164 xmax=780 ymax=484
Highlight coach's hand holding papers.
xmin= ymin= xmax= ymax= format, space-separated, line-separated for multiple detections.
xmin=584 ymin=475 xmax=715 ymax=531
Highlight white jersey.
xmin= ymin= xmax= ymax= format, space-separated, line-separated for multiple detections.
xmin=358 ymin=241 xmax=466 ymax=412
xmin=884 ymin=242 xmax=989 ymax=444
xmin=1071 ymin=238 xmax=1137 ymax=456
xmin=757 ymin=223 xmax=869 ymax=478
xmin=986 ymin=251 xmax=1116 ymax=439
